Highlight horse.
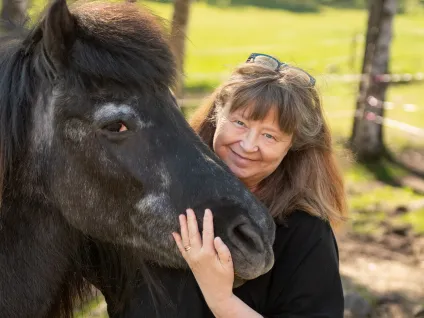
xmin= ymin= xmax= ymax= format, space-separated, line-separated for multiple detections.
xmin=0 ymin=0 xmax=276 ymax=317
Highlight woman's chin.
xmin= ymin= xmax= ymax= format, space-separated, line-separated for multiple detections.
xmin=227 ymin=164 xmax=252 ymax=180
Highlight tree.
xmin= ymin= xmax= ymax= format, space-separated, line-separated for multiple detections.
xmin=0 ymin=0 xmax=29 ymax=30
xmin=350 ymin=0 xmax=397 ymax=161
xmin=170 ymin=0 xmax=192 ymax=98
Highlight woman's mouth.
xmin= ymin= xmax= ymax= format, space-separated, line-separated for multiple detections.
xmin=230 ymin=148 xmax=257 ymax=166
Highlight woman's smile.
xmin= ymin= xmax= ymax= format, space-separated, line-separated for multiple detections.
xmin=229 ymin=148 xmax=257 ymax=167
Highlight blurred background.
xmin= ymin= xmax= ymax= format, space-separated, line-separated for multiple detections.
xmin=1 ymin=0 xmax=423 ymax=317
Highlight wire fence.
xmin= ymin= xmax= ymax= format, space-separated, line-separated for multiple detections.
xmin=179 ymin=72 xmax=424 ymax=145
xmin=321 ymin=72 xmax=424 ymax=84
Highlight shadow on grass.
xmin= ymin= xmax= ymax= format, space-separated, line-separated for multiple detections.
xmin=341 ymin=268 xmax=418 ymax=317
xmin=359 ymin=148 xmax=424 ymax=193
xmin=362 ymin=159 xmax=403 ymax=188
xmin=385 ymin=148 xmax=424 ymax=180
xmin=342 ymin=274 xmax=377 ymax=305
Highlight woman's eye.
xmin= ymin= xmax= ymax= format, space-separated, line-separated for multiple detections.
xmin=264 ymin=133 xmax=275 ymax=140
xmin=103 ymin=122 xmax=128 ymax=132
xmin=234 ymin=120 xmax=245 ymax=127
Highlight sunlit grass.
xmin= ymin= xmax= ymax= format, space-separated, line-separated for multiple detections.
xmin=400 ymin=208 xmax=424 ymax=234
xmin=13 ymin=0 xmax=424 ymax=91
xmin=349 ymin=186 xmax=420 ymax=211
xmin=132 ymin=2 xmax=424 ymax=91
xmin=74 ymin=295 xmax=107 ymax=318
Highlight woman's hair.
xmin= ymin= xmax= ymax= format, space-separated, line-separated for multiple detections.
xmin=190 ymin=63 xmax=347 ymax=226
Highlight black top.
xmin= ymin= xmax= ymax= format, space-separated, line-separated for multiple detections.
xmin=104 ymin=211 xmax=344 ymax=318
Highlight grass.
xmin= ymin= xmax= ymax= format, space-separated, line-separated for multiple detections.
xmin=349 ymin=185 xmax=420 ymax=211
xmin=399 ymin=208 xmax=424 ymax=234
xmin=342 ymin=156 xmax=424 ymax=235
xmin=12 ymin=0 xmax=424 ymax=91
xmin=74 ymin=294 xmax=107 ymax=318
xmin=139 ymin=2 xmax=424 ymax=90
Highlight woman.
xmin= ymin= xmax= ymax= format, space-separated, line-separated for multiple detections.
xmin=171 ymin=53 xmax=347 ymax=317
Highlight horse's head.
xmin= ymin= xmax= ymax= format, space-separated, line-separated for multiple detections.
xmin=2 ymin=0 xmax=275 ymax=280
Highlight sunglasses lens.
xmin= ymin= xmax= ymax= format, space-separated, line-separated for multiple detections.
xmin=298 ymin=71 xmax=313 ymax=83
xmin=288 ymin=66 xmax=315 ymax=86
xmin=252 ymin=55 xmax=279 ymax=71
xmin=247 ymin=54 xmax=316 ymax=86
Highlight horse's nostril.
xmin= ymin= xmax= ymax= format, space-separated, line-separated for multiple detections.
xmin=229 ymin=220 xmax=264 ymax=255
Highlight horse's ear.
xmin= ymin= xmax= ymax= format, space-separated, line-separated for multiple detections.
xmin=41 ymin=0 xmax=76 ymax=67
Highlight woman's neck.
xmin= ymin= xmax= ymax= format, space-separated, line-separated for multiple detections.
xmin=243 ymin=181 xmax=258 ymax=193
xmin=248 ymin=185 xmax=258 ymax=193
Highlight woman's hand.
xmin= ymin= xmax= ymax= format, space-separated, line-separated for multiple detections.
xmin=172 ymin=208 xmax=235 ymax=312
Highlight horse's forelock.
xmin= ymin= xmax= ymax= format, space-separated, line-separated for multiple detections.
xmin=69 ymin=2 xmax=176 ymax=91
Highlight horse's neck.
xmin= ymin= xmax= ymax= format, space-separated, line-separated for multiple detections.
xmin=0 ymin=198 xmax=81 ymax=318
xmin=81 ymin=240 xmax=139 ymax=315
xmin=82 ymin=242 xmax=196 ymax=318
xmin=81 ymin=241 xmax=167 ymax=317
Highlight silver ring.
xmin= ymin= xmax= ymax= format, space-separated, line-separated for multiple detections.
xmin=184 ymin=245 xmax=192 ymax=252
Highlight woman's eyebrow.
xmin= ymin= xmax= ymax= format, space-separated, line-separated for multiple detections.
xmin=262 ymin=126 xmax=280 ymax=133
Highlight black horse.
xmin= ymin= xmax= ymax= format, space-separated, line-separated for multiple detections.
xmin=0 ymin=0 xmax=275 ymax=317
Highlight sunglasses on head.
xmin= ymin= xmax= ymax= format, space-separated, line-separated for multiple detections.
xmin=246 ymin=53 xmax=316 ymax=86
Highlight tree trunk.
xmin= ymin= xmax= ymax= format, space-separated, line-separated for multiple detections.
xmin=0 ymin=0 xmax=29 ymax=30
xmin=170 ymin=0 xmax=192 ymax=98
xmin=350 ymin=0 xmax=397 ymax=162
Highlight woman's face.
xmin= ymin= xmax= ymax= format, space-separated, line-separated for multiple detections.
xmin=213 ymin=105 xmax=292 ymax=190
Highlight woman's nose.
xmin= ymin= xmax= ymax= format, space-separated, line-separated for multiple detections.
xmin=240 ymin=133 xmax=259 ymax=153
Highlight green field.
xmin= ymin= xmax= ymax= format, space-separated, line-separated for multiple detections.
xmin=139 ymin=2 xmax=424 ymax=91
xmin=22 ymin=1 xmax=424 ymax=90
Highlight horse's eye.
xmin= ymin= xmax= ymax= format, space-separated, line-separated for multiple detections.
xmin=103 ymin=122 xmax=128 ymax=132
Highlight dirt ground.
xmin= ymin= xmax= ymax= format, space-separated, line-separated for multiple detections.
xmin=338 ymin=229 xmax=424 ymax=317
xmin=399 ymin=149 xmax=424 ymax=174
xmin=339 ymin=148 xmax=424 ymax=317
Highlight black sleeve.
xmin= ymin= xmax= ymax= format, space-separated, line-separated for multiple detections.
xmin=263 ymin=213 xmax=344 ymax=318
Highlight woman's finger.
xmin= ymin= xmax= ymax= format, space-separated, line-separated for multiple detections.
xmin=186 ymin=208 xmax=202 ymax=249
xmin=179 ymin=214 xmax=191 ymax=250
xmin=214 ymin=237 xmax=233 ymax=269
xmin=172 ymin=232 xmax=186 ymax=256
xmin=202 ymin=209 xmax=215 ymax=252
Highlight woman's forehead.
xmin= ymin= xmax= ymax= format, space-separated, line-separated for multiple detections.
xmin=229 ymin=103 xmax=279 ymax=121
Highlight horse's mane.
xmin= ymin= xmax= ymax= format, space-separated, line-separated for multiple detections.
xmin=0 ymin=2 xmax=176 ymax=316
xmin=0 ymin=1 xmax=176 ymax=203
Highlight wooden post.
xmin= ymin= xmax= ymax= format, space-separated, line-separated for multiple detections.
xmin=0 ymin=0 xmax=29 ymax=30
xmin=350 ymin=0 xmax=397 ymax=162
xmin=170 ymin=0 xmax=192 ymax=99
